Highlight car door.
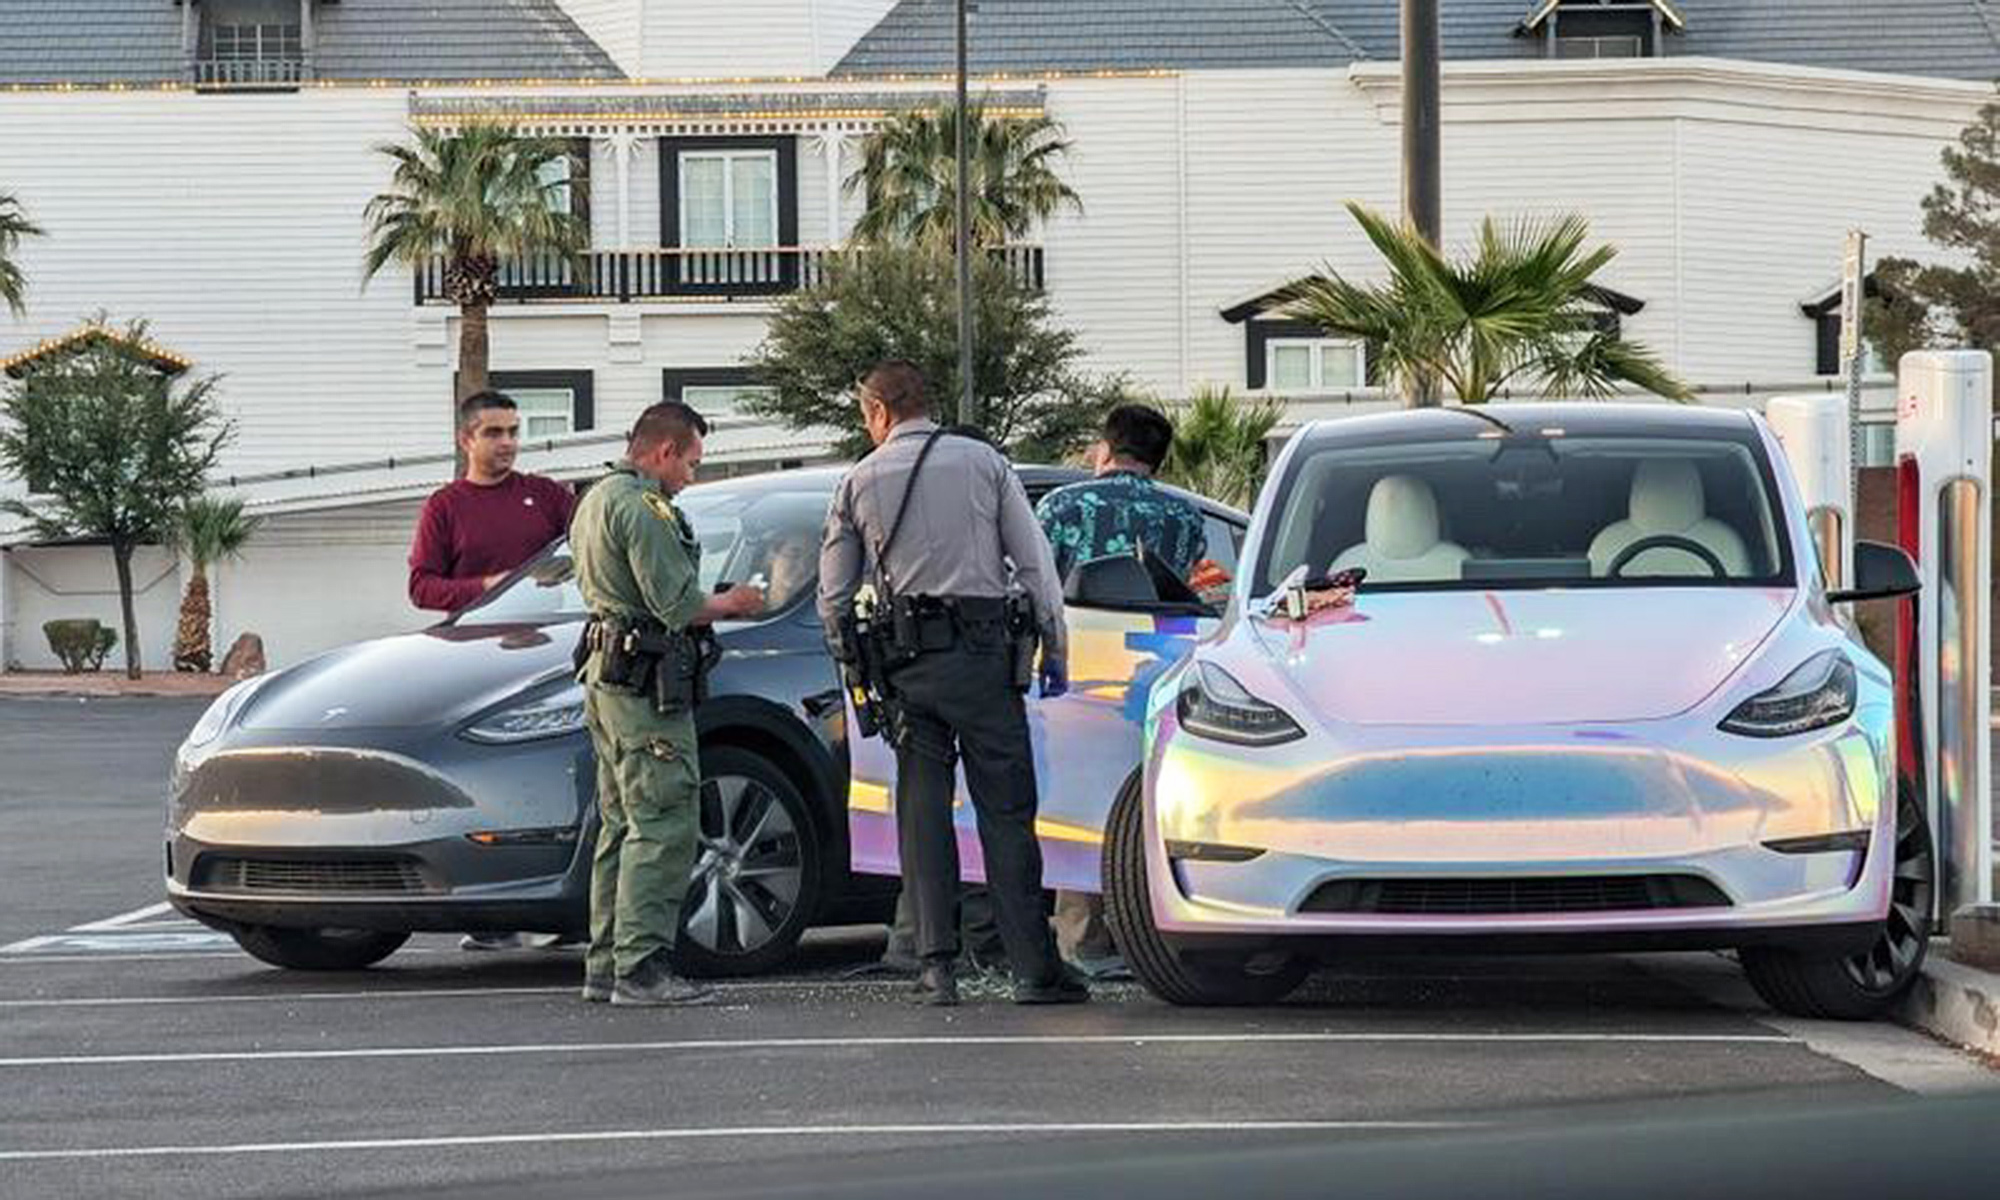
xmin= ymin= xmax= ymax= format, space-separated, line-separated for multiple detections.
xmin=845 ymin=505 xmax=1247 ymax=892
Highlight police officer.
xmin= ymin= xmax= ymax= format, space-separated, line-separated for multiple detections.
xmin=818 ymin=360 xmax=1088 ymax=1007
xmin=572 ymin=401 xmax=765 ymax=1007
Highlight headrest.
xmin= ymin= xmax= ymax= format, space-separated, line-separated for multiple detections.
xmin=1628 ymin=460 xmax=1705 ymax=532
xmin=1365 ymin=474 xmax=1443 ymax=560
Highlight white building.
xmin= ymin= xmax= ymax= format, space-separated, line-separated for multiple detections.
xmin=1 ymin=0 xmax=1995 ymax=670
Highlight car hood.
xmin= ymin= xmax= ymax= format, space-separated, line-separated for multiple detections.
xmin=238 ymin=621 xmax=581 ymax=733
xmin=1242 ymin=588 xmax=1794 ymax=726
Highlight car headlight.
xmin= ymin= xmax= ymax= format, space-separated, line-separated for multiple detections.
xmin=463 ymin=683 xmax=587 ymax=744
xmin=183 ymin=675 xmax=267 ymax=750
xmin=1175 ymin=661 xmax=1304 ymax=746
xmin=1719 ymin=650 xmax=1856 ymax=738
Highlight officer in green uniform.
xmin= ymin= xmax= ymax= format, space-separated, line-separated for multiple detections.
xmin=571 ymin=401 xmax=765 ymax=1007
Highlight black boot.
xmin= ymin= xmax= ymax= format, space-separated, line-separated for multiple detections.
xmin=910 ymin=959 xmax=959 ymax=1007
xmin=1015 ymin=962 xmax=1090 ymax=1005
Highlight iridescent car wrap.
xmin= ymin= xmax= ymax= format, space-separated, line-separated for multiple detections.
xmin=1139 ymin=405 xmax=1897 ymax=953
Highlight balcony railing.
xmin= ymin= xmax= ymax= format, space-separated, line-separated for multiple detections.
xmin=194 ymin=58 xmax=305 ymax=87
xmin=413 ymin=245 xmax=1047 ymax=306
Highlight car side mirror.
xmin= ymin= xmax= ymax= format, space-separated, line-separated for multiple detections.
xmin=1827 ymin=541 xmax=1921 ymax=604
xmin=1063 ymin=554 xmax=1213 ymax=616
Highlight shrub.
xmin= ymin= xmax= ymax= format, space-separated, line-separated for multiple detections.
xmin=43 ymin=619 xmax=117 ymax=674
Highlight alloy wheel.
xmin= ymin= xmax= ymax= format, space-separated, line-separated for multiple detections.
xmin=1842 ymin=793 xmax=1934 ymax=994
xmin=684 ymin=773 xmax=805 ymax=957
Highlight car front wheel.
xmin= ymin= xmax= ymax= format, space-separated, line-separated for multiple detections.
xmin=1103 ymin=777 xmax=1308 ymax=1006
xmin=671 ymin=746 xmax=823 ymax=979
xmin=231 ymin=926 xmax=409 ymax=971
xmin=1740 ymin=783 xmax=1934 ymax=1020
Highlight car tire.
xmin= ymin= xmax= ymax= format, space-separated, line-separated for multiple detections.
xmin=231 ymin=926 xmax=409 ymax=971
xmin=671 ymin=746 xmax=823 ymax=979
xmin=1740 ymin=783 xmax=1934 ymax=1021
xmin=1104 ymin=777 xmax=1308 ymax=1006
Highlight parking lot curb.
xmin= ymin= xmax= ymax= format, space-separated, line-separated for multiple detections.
xmin=1898 ymin=952 xmax=2000 ymax=1060
xmin=0 ymin=672 xmax=235 ymax=699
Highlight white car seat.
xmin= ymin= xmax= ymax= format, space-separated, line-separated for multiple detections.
xmin=1587 ymin=459 xmax=1750 ymax=579
xmin=1329 ymin=475 xmax=1470 ymax=584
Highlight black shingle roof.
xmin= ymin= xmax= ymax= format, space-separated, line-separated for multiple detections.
xmin=0 ymin=0 xmax=622 ymax=86
xmin=837 ymin=0 xmax=2000 ymax=81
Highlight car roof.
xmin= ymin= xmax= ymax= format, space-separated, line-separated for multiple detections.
xmin=1298 ymin=403 xmax=1759 ymax=449
xmin=687 ymin=461 xmax=1247 ymax=522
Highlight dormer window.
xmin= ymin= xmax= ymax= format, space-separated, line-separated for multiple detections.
xmin=1518 ymin=1 xmax=1684 ymax=60
xmin=182 ymin=0 xmax=325 ymax=90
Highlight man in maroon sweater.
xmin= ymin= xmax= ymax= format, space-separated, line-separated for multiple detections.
xmin=410 ymin=390 xmax=578 ymax=952
xmin=409 ymin=391 xmax=576 ymax=613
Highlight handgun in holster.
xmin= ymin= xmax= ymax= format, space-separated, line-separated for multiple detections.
xmin=1005 ymin=595 xmax=1038 ymax=693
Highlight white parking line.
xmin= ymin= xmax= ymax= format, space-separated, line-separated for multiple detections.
xmin=0 ymin=978 xmax=908 ymax=1008
xmin=67 ymin=902 xmax=184 ymax=932
xmin=0 ymin=1120 xmax=1475 ymax=1163
xmin=0 ymin=1030 xmax=1793 ymax=1070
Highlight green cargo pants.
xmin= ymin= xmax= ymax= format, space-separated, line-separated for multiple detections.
xmin=584 ymin=688 xmax=701 ymax=980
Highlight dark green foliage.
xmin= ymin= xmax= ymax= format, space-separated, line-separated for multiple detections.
xmin=1278 ymin=202 xmax=1691 ymax=405
xmin=0 ymin=190 xmax=44 ymax=317
xmin=744 ymin=244 xmax=1118 ymax=460
xmin=1872 ymin=89 xmax=2000 ymax=363
xmin=0 ymin=316 xmax=233 ymax=678
xmin=847 ymin=101 xmax=1081 ymax=249
xmin=42 ymin=619 xmax=116 ymax=674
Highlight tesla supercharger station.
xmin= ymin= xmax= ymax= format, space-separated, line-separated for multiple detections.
xmin=1895 ymin=351 xmax=1994 ymax=925
xmin=1767 ymin=394 xmax=1853 ymax=592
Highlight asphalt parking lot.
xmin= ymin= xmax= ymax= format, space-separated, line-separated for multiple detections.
xmin=1 ymin=696 xmax=1995 ymax=1200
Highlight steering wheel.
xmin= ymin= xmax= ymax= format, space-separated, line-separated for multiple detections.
xmin=1605 ymin=535 xmax=1728 ymax=579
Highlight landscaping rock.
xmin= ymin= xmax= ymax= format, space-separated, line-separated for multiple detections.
xmin=220 ymin=633 xmax=266 ymax=680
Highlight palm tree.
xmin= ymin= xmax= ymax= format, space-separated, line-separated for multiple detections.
xmin=361 ymin=123 xmax=585 ymax=409
xmin=1160 ymin=386 xmax=1285 ymax=511
xmin=1279 ymin=202 xmax=1692 ymax=406
xmin=170 ymin=496 xmax=259 ymax=673
xmin=1 ymin=191 xmax=46 ymax=317
xmin=847 ymin=101 xmax=1081 ymax=248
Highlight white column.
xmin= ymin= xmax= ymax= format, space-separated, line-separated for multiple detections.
xmin=610 ymin=132 xmax=636 ymax=251
xmin=821 ymin=131 xmax=846 ymax=245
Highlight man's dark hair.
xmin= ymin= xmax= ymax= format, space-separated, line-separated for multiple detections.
xmin=629 ymin=400 xmax=710 ymax=455
xmin=860 ymin=359 xmax=931 ymax=420
xmin=457 ymin=389 xmax=517 ymax=432
xmin=1102 ymin=403 xmax=1175 ymax=472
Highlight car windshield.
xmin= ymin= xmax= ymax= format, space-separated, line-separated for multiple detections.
xmin=1255 ymin=430 xmax=1792 ymax=595
xmin=456 ymin=474 xmax=837 ymax=624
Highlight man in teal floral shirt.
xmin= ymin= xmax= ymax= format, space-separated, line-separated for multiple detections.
xmin=1034 ymin=403 xmax=1206 ymax=980
xmin=1036 ymin=404 xmax=1208 ymax=586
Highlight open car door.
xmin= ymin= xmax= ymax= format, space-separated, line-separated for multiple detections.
xmin=846 ymin=544 xmax=1236 ymax=893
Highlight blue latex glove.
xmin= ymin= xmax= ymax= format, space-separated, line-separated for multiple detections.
xmin=1038 ymin=661 xmax=1069 ymax=699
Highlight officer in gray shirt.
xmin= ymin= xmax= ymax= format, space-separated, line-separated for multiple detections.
xmin=818 ymin=360 xmax=1086 ymax=1007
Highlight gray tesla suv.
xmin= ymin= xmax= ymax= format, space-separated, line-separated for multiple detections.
xmin=166 ymin=464 xmax=1243 ymax=976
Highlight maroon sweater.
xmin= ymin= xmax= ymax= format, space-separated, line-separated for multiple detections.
xmin=407 ymin=473 xmax=576 ymax=612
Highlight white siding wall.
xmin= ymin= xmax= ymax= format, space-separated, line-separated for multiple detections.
xmin=211 ymin=502 xmax=427 ymax=668
xmin=3 ymin=546 xmax=181 ymax=672
xmin=475 ymin=309 xmax=774 ymax=430
xmin=809 ymin=1 xmax=904 ymax=76
xmin=641 ymin=1 xmax=816 ymax=79
xmin=553 ymin=0 xmax=644 ymax=77
xmin=1676 ymin=120 xmax=1950 ymax=382
xmin=0 ymin=89 xmax=432 ymax=478
xmin=1035 ymin=76 xmax=1186 ymax=395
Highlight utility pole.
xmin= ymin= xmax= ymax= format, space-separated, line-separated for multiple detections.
xmin=954 ymin=0 xmax=976 ymax=427
xmin=1402 ymin=0 xmax=1442 ymax=407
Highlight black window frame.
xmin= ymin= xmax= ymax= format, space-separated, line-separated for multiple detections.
xmin=659 ymin=135 xmax=801 ymax=296
xmin=476 ymin=369 xmax=597 ymax=436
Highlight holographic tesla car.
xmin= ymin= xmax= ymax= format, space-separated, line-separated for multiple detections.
xmin=1102 ymin=404 xmax=1932 ymax=1018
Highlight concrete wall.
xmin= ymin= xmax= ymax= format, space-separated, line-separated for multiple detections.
xmin=2 ymin=546 xmax=181 ymax=672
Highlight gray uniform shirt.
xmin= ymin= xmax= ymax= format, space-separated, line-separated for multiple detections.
xmin=817 ymin=419 xmax=1067 ymax=668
